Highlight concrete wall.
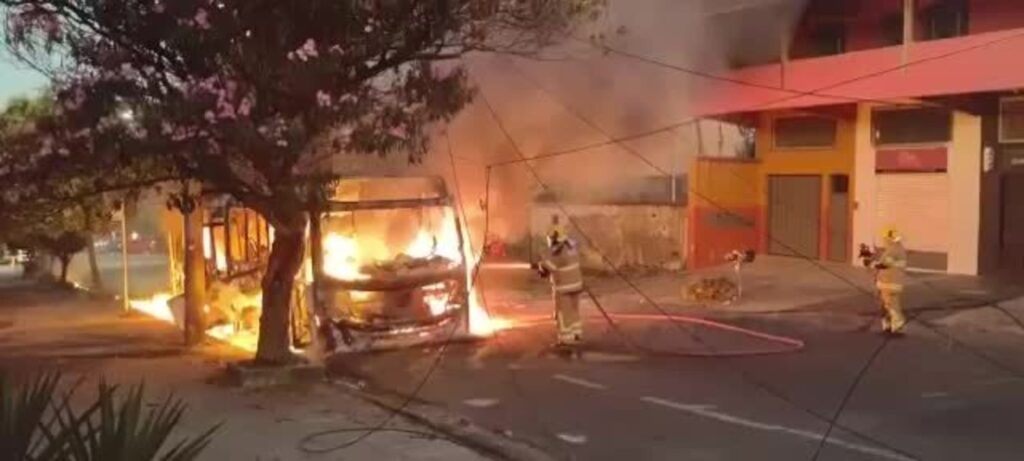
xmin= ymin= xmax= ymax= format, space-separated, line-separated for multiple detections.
xmin=531 ymin=203 xmax=685 ymax=272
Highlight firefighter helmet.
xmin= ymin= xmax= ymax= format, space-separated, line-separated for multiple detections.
xmin=881 ymin=226 xmax=902 ymax=243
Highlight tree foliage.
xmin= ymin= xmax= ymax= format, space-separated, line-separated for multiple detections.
xmin=2 ymin=0 xmax=602 ymax=363
xmin=0 ymin=94 xmax=127 ymax=284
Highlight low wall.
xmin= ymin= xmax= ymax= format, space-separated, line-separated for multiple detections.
xmin=530 ymin=203 xmax=685 ymax=272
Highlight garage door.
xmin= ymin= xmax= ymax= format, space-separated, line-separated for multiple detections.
xmin=1000 ymin=173 xmax=1024 ymax=273
xmin=876 ymin=173 xmax=949 ymax=270
xmin=768 ymin=176 xmax=821 ymax=259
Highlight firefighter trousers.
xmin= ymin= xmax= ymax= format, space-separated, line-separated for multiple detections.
xmin=555 ymin=291 xmax=583 ymax=345
xmin=879 ymin=288 xmax=906 ymax=333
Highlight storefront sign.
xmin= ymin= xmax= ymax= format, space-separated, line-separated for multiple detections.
xmin=876 ymin=147 xmax=948 ymax=172
xmin=1003 ymin=147 xmax=1024 ymax=169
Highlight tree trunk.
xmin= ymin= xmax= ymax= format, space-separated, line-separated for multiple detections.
xmin=183 ymin=205 xmax=208 ymax=346
xmin=58 ymin=254 xmax=71 ymax=284
xmin=86 ymin=235 xmax=104 ymax=291
xmin=256 ymin=223 xmax=306 ymax=365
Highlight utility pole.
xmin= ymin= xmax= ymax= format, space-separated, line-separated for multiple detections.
xmin=902 ymin=0 xmax=915 ymax=67
xmin=119 ymin=202 xmax=130 ymax=314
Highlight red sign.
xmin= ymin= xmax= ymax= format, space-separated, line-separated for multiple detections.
xmin=876 ymin=147 xmax=947 ymax=172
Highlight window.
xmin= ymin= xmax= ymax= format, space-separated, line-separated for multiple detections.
xmin=872 ymin=107 xmax=951 ymax=145
xmin=1000 ymin=98 xmax=1024 ymax=143
xmin=921 ymin=0 xmax=969 ymax=40
xmin=831 ymin=175 xmax=849 ymax=194
xmin=793 ymin=24 xmax=847 ymax=58
xmin=773 ymin=116 xmax=837 ymax=148
xmin=881 ymin=12 xmax=904 ymax=46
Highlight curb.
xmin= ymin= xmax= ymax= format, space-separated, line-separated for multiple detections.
xmin=329 ymin=379 xmax=556 ymax=461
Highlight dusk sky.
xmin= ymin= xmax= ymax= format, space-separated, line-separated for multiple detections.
xmin=0 ymin=24 xmax=46 ymax=107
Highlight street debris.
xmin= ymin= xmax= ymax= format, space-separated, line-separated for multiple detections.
xmin=463 ymin=398 xmax=501 ymax=408
xmin=556 ymin=433 xmax=588 ymax=445
xmin=684 ymin=277 xmax=739 ymax=304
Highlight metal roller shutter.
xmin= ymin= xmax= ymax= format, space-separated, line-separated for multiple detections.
xmin=768 ymin=176 xmax=822 ymax=259
xmin=876 ymin=173 xmax=950 ymax=270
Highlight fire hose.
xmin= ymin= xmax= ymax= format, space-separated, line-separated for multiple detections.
xmin=576 ymin=287 xmax=805 ymax=357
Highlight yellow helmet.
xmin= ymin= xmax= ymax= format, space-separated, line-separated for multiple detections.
xmin=880 ymin=226 xmax=902 ymax=242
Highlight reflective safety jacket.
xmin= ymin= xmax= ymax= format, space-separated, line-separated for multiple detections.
xmin=541 ymin=248 xmax=583 ymax=294
xmin=875 ymin=240 xmax=907 ymax=292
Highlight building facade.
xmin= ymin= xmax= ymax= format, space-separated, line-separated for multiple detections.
xmin=692 ymin=0 xmax=1024 ymax=275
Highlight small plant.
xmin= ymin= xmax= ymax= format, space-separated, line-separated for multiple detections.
xmin=0 ymin=373 xmax=219 ymax=461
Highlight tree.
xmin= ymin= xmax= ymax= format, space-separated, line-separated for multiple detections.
xmin=0 ymin=94 xmax=137 ymax=287
xmin=3 ymin=204 xmax=92 ymax=284
xmin=3 ymin=0 xmax=602 ymax=364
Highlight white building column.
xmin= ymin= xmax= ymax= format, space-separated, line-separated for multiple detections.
xmin=852 ymin=103 xmax=877 ymax=263
xmin=948 ymin=111 xmax=982 ymax=275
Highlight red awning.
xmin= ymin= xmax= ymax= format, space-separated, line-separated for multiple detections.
xmin=692 ymin=27 xmax=1024 ymax=117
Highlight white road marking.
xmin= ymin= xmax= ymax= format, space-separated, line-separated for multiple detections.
xmin=583 ymin=352 xmax=641 ymax=363
xmin=553 ymin=374 xmax=608 ymax=390
xmin=463 ymin=398 xmax=500 ymax=408
xmin=641 ymin=396 xmax=913 ymax=461
xmin=973 ymin=377 xmax=1024 ymax=387
xmin=556 ymin=433 xmax=588 ymax=444
xmin=921 ymin=391 xmax=950 ymax=399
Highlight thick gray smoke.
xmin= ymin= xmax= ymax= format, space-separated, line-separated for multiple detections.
xmin=336 ymin=0 xmax=808 ymax=248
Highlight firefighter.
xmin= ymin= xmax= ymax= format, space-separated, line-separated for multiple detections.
xmin=874 ymin=227 xmax=908 ymax=335
xmin=534 ymin=229 xmax=584 ymax=351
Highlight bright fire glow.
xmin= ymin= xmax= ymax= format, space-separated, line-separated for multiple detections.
xmin=206 ymin=322 xmax=258 ymax=352
xmin=422 ymin=282 xmax=451 ymax=316
xmin=321 ymin=206 xmax=508 ymax=336
xmin=202 ymin=229 xmax=228 ymax=271
xmin=322 ymin=233 xmax=370 ymax=281
xmin=322 ymin=208 xmax=463 ymax=281
xmin=129 ymin=293 xmax=257 ymax=352
xmin=129 ymin=293 xmax=175 ymax=323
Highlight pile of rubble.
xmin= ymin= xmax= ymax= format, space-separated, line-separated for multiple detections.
xmin=684 ymin=277 xmax=738 ymax=304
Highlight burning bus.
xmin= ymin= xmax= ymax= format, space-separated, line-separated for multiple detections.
xmin=145 ymin=175 xmax=492 ymax=356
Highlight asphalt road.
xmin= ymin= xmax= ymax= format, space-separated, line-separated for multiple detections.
xmin=329 ymin=270 xmax=1024 ymax=461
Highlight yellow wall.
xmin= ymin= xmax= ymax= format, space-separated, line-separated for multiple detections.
xmin=754 ymin=110 xmax=858 ymax=258
xmin=756 ymin=111 xmax=858 ymax=182
xmin=690 ymin=157 xmax=761 ymax=208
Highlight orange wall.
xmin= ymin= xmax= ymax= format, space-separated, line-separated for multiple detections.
xmin=688 ymin=158 xmax=762 ymax=268
xmin=755 ymin=110 xmax=857 ymax=260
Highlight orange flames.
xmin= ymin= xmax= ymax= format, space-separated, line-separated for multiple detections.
xmin=129 ymin=293 xmax=259 ymax=352
xmin=129 ymin=203 xmax=506 ymax=356
xmin=129 ymin=293 xmax=175 ymax=323
xmin=321 ymin=207 xmax=504 ymax=337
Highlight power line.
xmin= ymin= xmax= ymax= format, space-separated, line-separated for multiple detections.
xmin=576 ymin=38 xmax=911 ymax=108
xmin=495 ymin=42 xmax=1024 ymax=384
xmin=580 ymin=31 xmax=1024 ymax=109
xmin=490 ymin=28 xmax=1024 ymax=169
xmin=496 ymin=57 xmax=922 ymax=460
xmin=298 ymin=137 xmax=494 ymax=454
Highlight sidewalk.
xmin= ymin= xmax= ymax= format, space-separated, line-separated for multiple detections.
xmin=0 ymin=272 xmax=489 ymax=461
xmin=482 ymin=256 xmax=1024 ymax=319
